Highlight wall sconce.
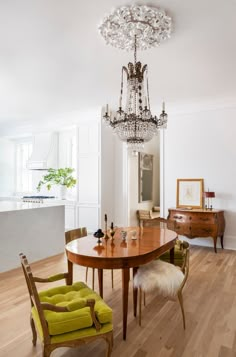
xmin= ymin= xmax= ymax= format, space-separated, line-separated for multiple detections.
xmin=203 ymin=190 xmax=215 ymax=210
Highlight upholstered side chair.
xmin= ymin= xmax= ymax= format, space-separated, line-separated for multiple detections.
xmin=134 ymin=239 xmax=190 ymax=329
xmin=19 ymin=253 xmax=113 ymax=357
xmin=65 ymin=227 xmax=114 ymax=289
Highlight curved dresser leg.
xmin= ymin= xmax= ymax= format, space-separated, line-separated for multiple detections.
xmin=220 ymin=235 xmax=224 ymax=249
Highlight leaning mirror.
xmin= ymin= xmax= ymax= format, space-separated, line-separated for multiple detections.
xmin=139 ymin=153 xmax=153 ymax=202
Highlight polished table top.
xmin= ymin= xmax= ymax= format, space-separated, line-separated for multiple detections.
xmin=66 ymin=226 xmax=177 ymax=269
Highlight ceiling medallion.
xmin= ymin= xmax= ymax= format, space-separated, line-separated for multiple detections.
xmin=99 ymin=5 xmax=172 ymax=51
xmin=99 ymin=5 xmax=172 ymax=152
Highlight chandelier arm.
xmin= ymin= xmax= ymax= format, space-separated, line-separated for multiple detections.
xmin=146 ymin=66 xmax=151 ymax=110
xmin=134 ymin=34 xmax=137 ymax=116
xmin=120 ymin=67 xmax=124 ymax=108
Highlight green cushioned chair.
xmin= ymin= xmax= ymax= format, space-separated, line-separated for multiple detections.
xmin=159 ymin=239 xmax=189 ymax=270
xmin=20 ymin=253 xmax=113 ymax=357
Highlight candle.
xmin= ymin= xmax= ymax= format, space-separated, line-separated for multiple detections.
xmin=111 ymin=222 xmax=114 ymax=229
xmin=119 ymin=97 xmax=122 ymax=108
xmin=162 ymin=101 xmax=165 ymax=112
xmin=144 ymin=96 xmax=147 ymax=107
xmin=105 ymin=214 xmax=107 ymax=222
xmin=106 ymin=104 xmax=109 ymax=114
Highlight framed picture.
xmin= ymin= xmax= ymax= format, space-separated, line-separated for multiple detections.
xmin=176 ymin=178 xmax=204 ymax=209
xmin=138 ymin=153 xmax=153 ymax=202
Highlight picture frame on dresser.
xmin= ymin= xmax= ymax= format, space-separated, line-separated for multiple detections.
xmin=176 ymin=178 xmax=204 ymax=209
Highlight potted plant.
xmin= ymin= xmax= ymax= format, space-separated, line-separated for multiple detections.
xmin=37 ymin=168 xmax=77 ymax=199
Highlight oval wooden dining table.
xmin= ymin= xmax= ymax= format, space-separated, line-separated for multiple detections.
xmin=65 ymin=226 xmax=177 ymax=340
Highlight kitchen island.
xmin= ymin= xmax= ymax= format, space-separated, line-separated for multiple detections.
xmin=0 ymin=201 xmax=65 ymax=272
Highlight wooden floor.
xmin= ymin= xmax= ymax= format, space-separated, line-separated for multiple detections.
xmin=1 ymin=245 xmax=236 ymax=357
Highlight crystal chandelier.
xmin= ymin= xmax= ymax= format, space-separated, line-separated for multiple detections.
xmin=99 ymin=5 xmax=172 ymax=151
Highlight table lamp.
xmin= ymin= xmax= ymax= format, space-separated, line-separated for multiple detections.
xmin=203 ymin=190 xmax=215 ymax=210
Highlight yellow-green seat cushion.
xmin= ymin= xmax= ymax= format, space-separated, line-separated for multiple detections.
xmin=159 ymin=241 xmax=184 ymax=267
xmin=33 ymin=282 xmax=112 ymax=336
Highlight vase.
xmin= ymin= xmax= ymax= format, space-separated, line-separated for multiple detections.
xmin=60 ymin=185 xmax=67 ymax=200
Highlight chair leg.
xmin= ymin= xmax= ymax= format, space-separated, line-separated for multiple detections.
xmin=43 ymin=346 xmax=52 ymax=357
xmin=177 ymin=289 xmax=186 ymax=329
xmin=85 ymin=267 xmax=88 ymax=283
xmin=105 ymin=333 xmax=113 ymax=357
xmin=30 ymin=315 xmax=37 ymax=346
xmin=92 ymin=268 xmax=95 ymax=290
xmin=139 ymin=287 xmax=142 ymax=326
xmin=143 ymin=292 xmax=146 ymax=306
xmin=111 ymin=269 xmax=114 ymax=289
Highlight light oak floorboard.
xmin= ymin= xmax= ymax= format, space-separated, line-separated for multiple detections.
xmin=1 ymin=246 xmax=236 ymax=356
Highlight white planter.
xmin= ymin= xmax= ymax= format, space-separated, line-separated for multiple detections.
xmin=60 ymin=185 xmax=67 ymax=200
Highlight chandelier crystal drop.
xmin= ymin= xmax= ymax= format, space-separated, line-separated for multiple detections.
xmin=99 ymin=5 xmax=172 ymax=151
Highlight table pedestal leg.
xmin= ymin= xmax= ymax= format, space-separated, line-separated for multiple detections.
xmin=98 ymin=269 xmax=103 ymax=298
xmin=122 ymin=268 xmax=130 ymax=340
xmin=133 ymin=267 xmax=138 ymax=317
xmin=67 ymin=260 xmax=73 ymax=285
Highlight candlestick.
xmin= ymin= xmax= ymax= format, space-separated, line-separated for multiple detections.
xmin=104 ymin=214 xmax=109 ymax=240
xmin=162 ymin=101 xmax=165 ymax=112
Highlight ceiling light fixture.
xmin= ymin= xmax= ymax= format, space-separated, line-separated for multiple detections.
xmin=99 ymin=5 xmax=172 ymax=152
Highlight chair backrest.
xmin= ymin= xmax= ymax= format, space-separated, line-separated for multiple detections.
xmin=19 ymin=253 xmax=51 ymax=344
xmin=142 ymin=217 xmax=177 ymax=230
xmin=179 ymin=241 xmax=190 ymax=288
xmin=65 ymin=227 xmax=87 ymax=244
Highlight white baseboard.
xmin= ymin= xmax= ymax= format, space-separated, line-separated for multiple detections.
xmin=179 ymin=235 xmax=236 ymax=251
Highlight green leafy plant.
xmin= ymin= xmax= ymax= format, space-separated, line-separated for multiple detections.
xmin=37 ymin=168 xmax=77 ymax=191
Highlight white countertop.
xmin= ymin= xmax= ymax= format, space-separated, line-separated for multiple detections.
xmin=0 ymin=200 xmax=64 ymax=213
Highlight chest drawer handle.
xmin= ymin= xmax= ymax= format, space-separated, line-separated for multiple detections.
xmin=202 ymin=228 xmax=211 ymax=233
xmin=173 ymin=215 xmax=183 ymax=219
xmin=200 ymin=218 xmax=210 ymax=222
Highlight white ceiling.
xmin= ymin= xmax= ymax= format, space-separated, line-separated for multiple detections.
xmin=0 ymin=0 xmax=236 ymax=135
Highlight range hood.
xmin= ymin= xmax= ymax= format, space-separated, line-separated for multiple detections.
xmin=26 ymin=132 xmax=58 ymax=170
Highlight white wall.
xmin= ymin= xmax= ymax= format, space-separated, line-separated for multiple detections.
xmin=0 ymin=138 xmax=15 ymax=196
xmin=164 ymin=106 xmax=236 ymax=249
xmin=128 ymin=135 xmax=160 ymax=226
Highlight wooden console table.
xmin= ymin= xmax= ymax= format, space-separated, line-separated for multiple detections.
xmin=168 ymin=208 xmax=225 ymax=253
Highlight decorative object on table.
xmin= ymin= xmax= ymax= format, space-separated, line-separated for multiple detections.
xmin=104 ymin=213 xmax=109 ymax=240
xmin=176 ymin=178 xmax=204 ymax=209
xmin=139 ymin=153 xmax=153 ymax=202
xmin=131 ymin=230 xmax=137 ymax=240
xmin=93 ymin=229 xmax=104 ymax=244
xmin=120 ymin=230 xmax=127 ymax=241
xmin=203 ymin=189 xmax=215 ymax=210
xmin=110 ymin=222 xmax=116 ymax=242
xmin=99 ymin=5 xmax=171 ymax=153
xmin=37 ymin=167 xmax=76 ymax=199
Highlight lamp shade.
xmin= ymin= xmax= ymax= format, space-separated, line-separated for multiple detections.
xmin=203 ymin=191 xmax=215 ymax=198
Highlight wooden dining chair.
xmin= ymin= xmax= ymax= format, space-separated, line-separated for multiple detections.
xmin=65 ymin=227 xmax=95 ymax=289
xmin=134 ymin=240 xmax=190 ymax=329
xmin=65 ymin=227 xmax=114 ymax=289
xmin=19 ymin=253 xmax=113 ymax=357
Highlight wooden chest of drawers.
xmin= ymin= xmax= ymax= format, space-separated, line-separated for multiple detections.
xmin=167 ymin=208 xmax=225 ymax=253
